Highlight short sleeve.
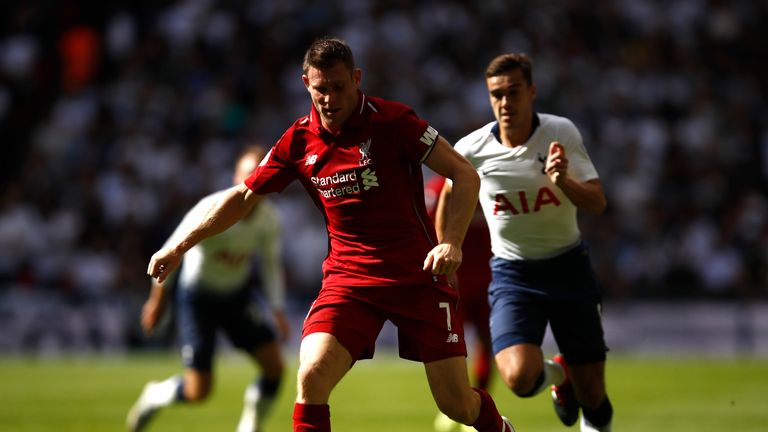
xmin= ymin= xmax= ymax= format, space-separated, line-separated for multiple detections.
xmin=390 ymin=104 xmax=438 ymax=164
xmin=559 ymin=119 xmax=599 ymax=182
xmin=244 ymin=135 xmax=298 ymax=194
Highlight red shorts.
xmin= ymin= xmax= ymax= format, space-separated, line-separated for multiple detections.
xmin=303 ymin=283 xmax=467 ymax=363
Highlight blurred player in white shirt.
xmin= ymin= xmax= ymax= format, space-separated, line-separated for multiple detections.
xmin=127 ymin=146 xmax=290 ymax=432
xmin=437 ymin=53 xmax=613 ymax=432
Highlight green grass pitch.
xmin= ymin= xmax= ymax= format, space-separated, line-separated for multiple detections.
xmin=1 ymin=352 xmax=766 ymax=431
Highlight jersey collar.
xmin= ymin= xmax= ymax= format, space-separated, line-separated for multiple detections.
xmin=491 ymin=112 xmax=540 ymax=144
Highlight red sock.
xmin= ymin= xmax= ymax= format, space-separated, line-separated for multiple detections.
xmin=293 ymin=403 xmax=330 ymax=432
xmin=470 ymin=388 xmax=503 ymax=432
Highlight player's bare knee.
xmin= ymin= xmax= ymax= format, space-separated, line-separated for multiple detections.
xmin=297 ymin=360 xmax=322 ymax=383
xmin=497 ymin=364 xmax=516 ymax=386
xmin=510 ymin=378 xmax=538 ymax=397
xmin=181 ymin=375 xmax=212 ymax=402
xmin=499 ymin=365 xmax=539 ymax=396
xmin=184 ymin=386 xmax=210 ymax=402
xmin=296 ymin=360 xmax=333 ymax=399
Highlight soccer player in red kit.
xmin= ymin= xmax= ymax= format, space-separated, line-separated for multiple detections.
xmin=147 ymin=38 xmax=514 ymax=432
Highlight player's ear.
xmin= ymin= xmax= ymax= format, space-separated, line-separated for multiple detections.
xmin=352 ymin=68 xmax=362 ymax=86
xmin=302 ymin=74 xmax=310 ymax=90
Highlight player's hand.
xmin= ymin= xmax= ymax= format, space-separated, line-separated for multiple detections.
xmin=423 ymin=243 xmax=462 ymax=275
xmin=147 ymin=248 xmax=182 ymax=284
xmin=546 ymin=141 xmax=568 ymax=185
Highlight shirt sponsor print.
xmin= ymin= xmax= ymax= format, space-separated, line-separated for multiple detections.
xmin=311 ymin=168 xmax=379 ymax=198
xmin=493 ymin=187 xmax=561 ymax=215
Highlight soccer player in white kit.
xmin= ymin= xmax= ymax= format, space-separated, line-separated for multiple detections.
xmin=436 ymin=53 xmax=613 ymax=431
xmin=127 ymin=146 xmax=290 ymax=432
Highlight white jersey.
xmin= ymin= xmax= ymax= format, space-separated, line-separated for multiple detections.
xmin=163 ymin=190 xmax=286 ymax=309
xmin=454 ymin=114 xmax=599 ymax=261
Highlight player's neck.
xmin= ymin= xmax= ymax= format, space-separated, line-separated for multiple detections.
xmin=500 ymin=112 xmax=537 ymax=148
xmin=500 ymin=124 xmax=531 ymax=148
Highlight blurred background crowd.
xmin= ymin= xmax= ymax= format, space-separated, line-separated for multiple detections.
xmin=0 ymin=0 xmax=766 ymax=353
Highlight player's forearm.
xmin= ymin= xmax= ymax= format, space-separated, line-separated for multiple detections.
xmin=557 ymin=178 xmax=606 ymax=215
xmin=441 ymin=168 xmax=480 ymax=247
xmin=175 ymin=184 xmax=260 ymax=254
xmin=148 ymin=281 xmax=169 ymax=307
xmin=434 ymin=183 xmax=452 ymax=243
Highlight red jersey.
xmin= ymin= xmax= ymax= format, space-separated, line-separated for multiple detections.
xmin=245 ymin=92 xmax=444 ymax=288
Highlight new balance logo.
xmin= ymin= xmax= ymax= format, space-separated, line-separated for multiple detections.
xmin=446 ymin=333 xmax=459 ymax=343
xmin=419 ymin=126 xmax=438 ymax=146
xmin=361 ymin=168 xmax=379 ymax=190
xmin=305 ymin=154 xmax=318 ymax=165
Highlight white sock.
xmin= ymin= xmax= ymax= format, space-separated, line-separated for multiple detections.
xmin=527 ymin=359 xmax=566 ymax=396
xmin=237 ymin=382 xmax=275 ymax=432
xmin=544 ymin=359 xmax=566 ymax=387
xmin=143 ymin=375 xmax=182 ymax=408
xmin=581 ymin=414 xmax=611 ymax=432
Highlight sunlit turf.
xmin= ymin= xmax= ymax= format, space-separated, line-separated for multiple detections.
xmin=1 ymin=352 xmax=766 ymax=431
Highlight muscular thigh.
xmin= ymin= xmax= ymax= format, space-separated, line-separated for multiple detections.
xmin=488 ymin=289 xmax=548 ymax=355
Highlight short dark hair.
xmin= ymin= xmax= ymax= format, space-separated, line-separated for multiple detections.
xmin=302 ymin=37 xmax=355 ymax=74
xmin=485 ymin=53 xmax=533 ymax=85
